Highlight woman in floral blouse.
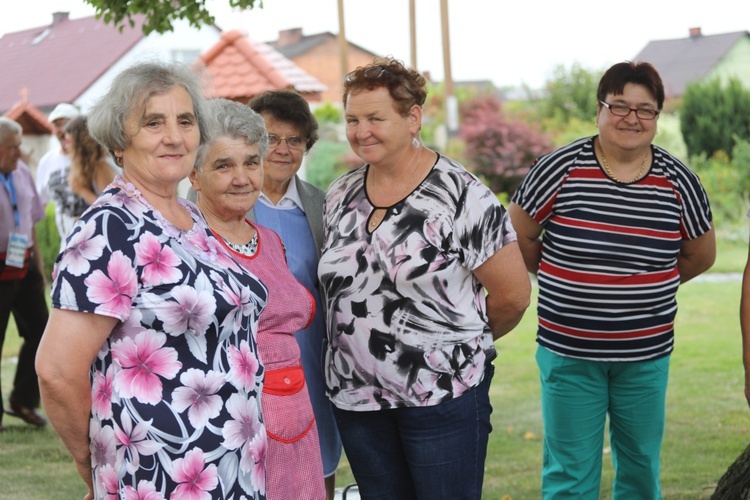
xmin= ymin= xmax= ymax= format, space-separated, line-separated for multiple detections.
xmin=36 ymin=62 xmax=268 ymax=500
xmin=190 ymin=98 xmax=325 ymax=499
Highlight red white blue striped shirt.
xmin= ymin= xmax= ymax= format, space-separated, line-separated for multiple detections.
xmin=512 ymin=137 xmax=712 ymax=361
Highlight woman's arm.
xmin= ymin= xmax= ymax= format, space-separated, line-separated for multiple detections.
xmin=508 ymin=202 xmax=544 ymax=275
xmin=678 ymin=225 xmax=716 ymax=283
xmin=36 ymin=309 xmax=117 ymax=498
xmin=68 ymin=171 xmax=98 ymax=206
xmin=741 ymin=243 xmax=750 ymax=408
xmin=473 ymin=241 xmax=532 ymax=340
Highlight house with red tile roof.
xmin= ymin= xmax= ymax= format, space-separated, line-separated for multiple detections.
xmin=634 ymin=28 xmax=750 ymax=98
xmin=268 ymin=28 xmax=380 ymax=103
xmin=197 ymin=29 xmax=326 ymax=103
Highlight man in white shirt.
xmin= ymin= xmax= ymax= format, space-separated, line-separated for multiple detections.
xmin=35 ymin=103 xmax=85 ymax=244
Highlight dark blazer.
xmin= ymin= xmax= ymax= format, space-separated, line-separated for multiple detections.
xmin=246 ymin=175 xmax=325 ymax=258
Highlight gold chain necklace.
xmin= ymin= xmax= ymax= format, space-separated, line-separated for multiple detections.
xmin=598 ymin=142 xmax=649 ymax=183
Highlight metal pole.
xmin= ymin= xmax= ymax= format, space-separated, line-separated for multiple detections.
xmin=440 ymin=0 xmax=458 ymax=135
xmin=337 ymin=0 xmax=349 ymax=82
xmin=409 ymin=0 xmax=417 ymax=69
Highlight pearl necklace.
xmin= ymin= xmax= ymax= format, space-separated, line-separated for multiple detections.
xmin=597 ymin=142 xmax=650 ymax=183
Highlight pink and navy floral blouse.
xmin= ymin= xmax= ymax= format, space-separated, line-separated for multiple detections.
xmin=51 ymin=176 xmax=268 ymax=499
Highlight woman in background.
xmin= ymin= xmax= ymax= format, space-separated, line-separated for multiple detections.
xmin=247 ymin=89 xmax=341 ymax=499
xmin=64 ymin=115 xmax=117 ymax=207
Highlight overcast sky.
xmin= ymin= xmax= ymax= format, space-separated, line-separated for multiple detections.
xmin=3 ymin=0 xmax=749 ymax=88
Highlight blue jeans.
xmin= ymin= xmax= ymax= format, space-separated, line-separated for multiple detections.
xmin=333 ymin=362 xmax=494 ymax=500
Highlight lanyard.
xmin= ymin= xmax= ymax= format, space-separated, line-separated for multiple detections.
xmin=0 ymin=172 xmax=20 ymax=228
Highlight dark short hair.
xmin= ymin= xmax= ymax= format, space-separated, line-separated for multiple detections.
xmin=343 ymin=56 xmax=427 ymax=116
xmin=247 ymin=90 xmax=319 ymax=152
xmin=597 ymin=61 xmax=665 ymax=110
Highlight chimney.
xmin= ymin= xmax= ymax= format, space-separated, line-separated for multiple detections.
xmin=52 ymin=12 xmax=69 ymax=26
xmin=689 ymin=27 xmax=702 ymax=38
xmin=277 ymin=28 xmax=303 ymax=47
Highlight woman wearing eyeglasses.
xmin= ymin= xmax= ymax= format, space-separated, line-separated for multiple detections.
xmin=317 ymin=56 xmax=531 ymax=499
xmin=509 ymin=61 xmax=715 ymax=498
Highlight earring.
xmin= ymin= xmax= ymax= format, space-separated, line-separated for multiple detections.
xmin=412 ymin=137 xmax=421 ymax=148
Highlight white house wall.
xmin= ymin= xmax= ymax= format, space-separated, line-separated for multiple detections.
xmin=76 ymin=19 xmax=222 ymax=113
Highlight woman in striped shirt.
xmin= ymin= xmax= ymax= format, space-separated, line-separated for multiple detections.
xmin=509 ymin=61 xmax=715 ymax=499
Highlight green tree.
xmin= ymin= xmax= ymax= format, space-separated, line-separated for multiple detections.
xmin=313 ymin=103 xmax=341 ymax=126
xmin=680 ymin=77 xmax=750 ymax=159
xmin=305 ymin=140 xmax=360 ymax=191
xmin=84 ymin=0 xmax=263 ymax=34
xmin=526 ymin=62 xmax=601 ymax=123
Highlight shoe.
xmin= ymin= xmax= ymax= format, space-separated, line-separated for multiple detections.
xmin=5 ymin=401 xmax=47 ymax=427
xmin=0 ymin=423 xmax=5 ymax=432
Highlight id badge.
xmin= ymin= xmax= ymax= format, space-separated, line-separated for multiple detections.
xmin=6 ymin=232 xmax=28 ymax=268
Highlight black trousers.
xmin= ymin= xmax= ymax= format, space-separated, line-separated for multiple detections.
xmin=0 ymin=261 xmax=49 ymax=419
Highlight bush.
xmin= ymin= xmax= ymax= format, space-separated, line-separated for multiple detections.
xmin=689 ymin=138 xmax=750 ymax=236
xmin=680 ymin=77 xmax=750 ymax=159
xmin=313 ymin=103 xmax=341 ymax=126
xmin=459 ymin=94 xmax=553 ymax=196
xmin=305 ymin=140 xmax=360 ymax=191
xmin=36 ymin=203 xmax=61 ymax=280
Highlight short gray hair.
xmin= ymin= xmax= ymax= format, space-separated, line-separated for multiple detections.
xmin=0 ymin=117 xmax=22 ymax=146
xmin=194 ymin=98 xmax=268 ymax=171
xmin=87 ymin=60 xmax=212 ymax=155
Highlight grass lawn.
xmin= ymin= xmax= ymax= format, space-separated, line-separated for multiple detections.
xmin=1 ymin=247 xmax=748 ymax=498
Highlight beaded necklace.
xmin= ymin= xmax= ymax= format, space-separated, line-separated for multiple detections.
xmin=223 ymin=232 xmax=258 ymax=256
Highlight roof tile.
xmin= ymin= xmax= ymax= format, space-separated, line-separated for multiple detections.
xmin=198 ymin=30 xmax=326 ymax=102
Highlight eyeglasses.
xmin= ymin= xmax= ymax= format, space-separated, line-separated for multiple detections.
xmin=268 ymin=134 xmax=305 ymax=150
xmin=345 ymin=65 xmax=419 ymax=101
xmin=600 ymin=101 xmax=660 ymax=120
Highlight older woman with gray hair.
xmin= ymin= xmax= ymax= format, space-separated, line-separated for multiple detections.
xmin=190 ymin=98 xmax=326 ymax=500
xmin=37 ymin=64 xmax=269 ymax=499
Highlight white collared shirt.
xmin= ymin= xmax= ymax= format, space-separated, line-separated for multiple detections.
xmin=257 ymin=177 xmax=306 ymax=213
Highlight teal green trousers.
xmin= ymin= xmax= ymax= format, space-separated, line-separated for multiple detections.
xmin=536 ymin=346 xmax=670 ymax=500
